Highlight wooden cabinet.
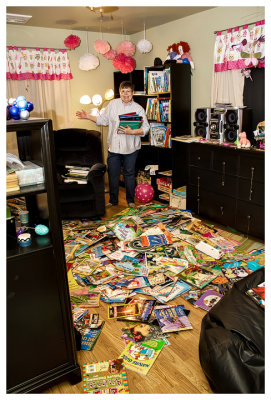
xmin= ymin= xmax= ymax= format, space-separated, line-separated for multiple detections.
xmin=186 ymin=142 xmax=264 ymax=239
xmin=6 ymin=119 xmax=81 ymax=393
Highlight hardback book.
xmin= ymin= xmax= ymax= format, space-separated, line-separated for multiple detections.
xmin=119 ymin=339 xmax=165 ymax=375
xmin=82 ymin=359 xmax=129 ymax=393
xmin=81 ymin=321 xmax=105 ymax=351
xmin=194 ymin=289 xmax=223 ymax=311
xmin=154 ymin=304 xmax=193 ymax=333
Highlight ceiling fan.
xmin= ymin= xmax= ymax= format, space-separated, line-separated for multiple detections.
xmin=86 ymin=6 xmax=119 ymax=21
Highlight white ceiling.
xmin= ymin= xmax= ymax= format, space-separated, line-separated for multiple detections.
xmin=6 ymin=6 xmax=216 ymax=35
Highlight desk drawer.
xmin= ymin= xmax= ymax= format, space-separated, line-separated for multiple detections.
xmin=189 ymin=144 xmax=212 ymax=169
xmin=236 ymin=200 xmax=264 ymax=239
xmin=189 ymin=167 xmax=237 ymax=197
xmin=213 ymin=149 xmax=238 ymax=176
xmin=237 ymin=178 xmax=264 ymax=206
xmin=239 ymin=152 xmax=264 ymax=182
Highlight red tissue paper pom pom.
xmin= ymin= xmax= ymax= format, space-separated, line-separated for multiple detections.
xmin=112 ymin=53 xmax=135 ymax=73
xmin=103 ymin=49 xmax=117 ymax=60
xmin=116 ymin=40 xmax=136 ymax=56
xmin=94 ymin=40 xmax=110 ymax=54
xmin=64 ymin=34 xmax=81 ymax=50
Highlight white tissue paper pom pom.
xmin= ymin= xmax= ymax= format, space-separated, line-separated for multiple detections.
xmin=79 ymin=53 xmax=100 ymax=71
xmin=137 ymin=39 xmax=153 ymax=54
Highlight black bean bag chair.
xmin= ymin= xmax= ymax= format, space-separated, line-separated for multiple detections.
xmin=199 ymin=268 xmax=265 ymax=393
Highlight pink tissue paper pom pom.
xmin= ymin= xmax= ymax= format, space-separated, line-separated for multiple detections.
xmin=64 ymin=34 xmax=81 ymax=50
xmin=116 ymin=41 xmax=136 ymax=56
xmin=103 ymin=49 xmax=117 ymax=60
xmin=94 ymin=40 xmax=110 ymax=54
xmin=112 ymin=53 xmax=135 ymax=73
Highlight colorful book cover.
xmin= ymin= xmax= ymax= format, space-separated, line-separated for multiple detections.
xmin=82 ymin=359 xmax=129 ymax=393
xmin=178 ymin=265 xmax=219 ymax=289
xmin=120 ymin=339 xmax=165 ymax=375
xmin=113 ymin=276 xmax=150 ymax=290
xmin=154 ymin=305 xmax=193 ymax=333
xmin=81 ymin=321 xmax=105 ymax=351
xmin=246 ymin=282 xmax=265 ymax=308
xmin=163 ymin=280 xmax=191 ymax=302
xmin=108 ymin=303 xmax=140 ymax=319
xmin=194 ymin=289 xmax=223 ymax=311
xmin=121 ymin=321 xmax=169 ymax=343
xmin=70 ymin=293 xmax=100 ymax=308
xmin=221 ymin=265 xmax=249 ymax=283
xmin=120 ymin=299 xmax=156 ymax=322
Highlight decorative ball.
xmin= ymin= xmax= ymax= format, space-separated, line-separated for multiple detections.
xmin=79 ymin=53 xmax=100 ymax=71
xmin=116 ymin=40 xmax=136 ymax=56
xmin=94 ymin=39 xmax=110 ymax=54
xmin=137 ymin=39 xmax=153 ymax=54
xmin=17 ymin=99 xmax=28 ymax=110
xmin=20 ymin=110 xmax=30 ymax=120
xmin=26 ymin=102 xmax=34 ymax=112
xmin=8 ymin=98 xmax=17 ymax=106
xmin=64 ymin=34 xmax=81 ymax=50
xmin=9 ymin=105 xmax=20 ymax=119
xmin=112 ymin=53 xmax=135 ymax=73
xmin=35 ymin=224 xmax=49 ymax=236
xmin=135 ymin=183 xmax=155 ymax=203
xmin=103 ymin=49 xmax=117 ymax=60
xmin=16 ymin=95 xmax=26 ymax=103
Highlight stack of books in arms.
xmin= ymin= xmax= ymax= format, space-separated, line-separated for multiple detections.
xmin=63 ymin=165 xmax=90 ymax=184
xmin=118 ymin=112 xmax=143 ymax=133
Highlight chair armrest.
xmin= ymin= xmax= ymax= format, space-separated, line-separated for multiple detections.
xmin=87 ymin=163 xmax=106 ymax=181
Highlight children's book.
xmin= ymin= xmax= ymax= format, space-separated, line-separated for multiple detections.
xmin=108 ymin=303 xmax=140 ymax=319
xmin=82 ymin=359 xmax=129 ymax=393
xmin=221 ymin=265 xmax=249 ymax=283
xmin=194 ymin=289 xmax=223 ymax=311
xmin=120 ymin=339 xmax=165 ymax=375
xmin=81 ymin=321 xmax=105 ymax=351
xmin=113 ymin=260 xmax=149 ymax=276
xmin=113 ymin=276 xmax=150 ymax=290
xmin=246 ymin=282 xmax=265 ymax=308
xmin=178 ymin=265 xmax=219 ymax=289
xmin=120 ymin=298 xmax=156 ymax=322
xmin=162 ymin=280 xmax=191 ymax=302
xmin=70 ymin=293 xmax=100 ymax=308
xmin=154 ymin=305 xmax=193 ymax=333
xmin=121 ymin=321 xmax=169 ymax=343
xmin=89 ymin=265 xmax=118 ymax=285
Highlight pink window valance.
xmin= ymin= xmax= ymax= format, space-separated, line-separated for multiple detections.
xmin=214 ymin=20 xmax=265 ymax=72
xmin=6 ymin=47 xmax=73 ymax=80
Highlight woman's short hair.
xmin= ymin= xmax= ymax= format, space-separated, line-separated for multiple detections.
xmin=119 ymin=81 xmax=134 ymax=91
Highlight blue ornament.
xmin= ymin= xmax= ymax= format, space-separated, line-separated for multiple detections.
xmin=17 ymin=99 xmax=28 ymax=110
xmin=26 ymin=102 xmax=34 ymax=112
xmin=9 ymin=105 xmax=20 ymax=118
xmin=35 ymin=224 xmax=49 ymax=236
xmin=16 ymin=95 xmax=26 ymax=103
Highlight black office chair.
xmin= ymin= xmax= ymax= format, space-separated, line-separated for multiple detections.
xmin=53 ymin=128 xmax=106 ymax=219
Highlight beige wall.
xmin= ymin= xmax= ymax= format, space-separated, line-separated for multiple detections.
xmin=7 ymin=5 xmax=265 ymax=140
xmin=131 ymin=6 xmax=265 ymax=133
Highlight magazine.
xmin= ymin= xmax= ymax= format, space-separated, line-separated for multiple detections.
xmin=82 ymin=359 xmax=129 ymax=393
xmin=81 ymin=321 xmax=105 ymax=351
xmin=120 ymin=339 xmax=165 ymax=375
xmin=108 ymin=303 xmax=140 ymax=319
xmin=70 ymin=293 xmax=101 ymax=308
xmin=154 ymin=305 xmax=193 ymax=333
xmin=177 ymin=265 xmax=219 ymax=289
xmin=194 ymin=289 xmax=223 ymax=311
xmin=121 ymin=321 xmax=169 ymax=343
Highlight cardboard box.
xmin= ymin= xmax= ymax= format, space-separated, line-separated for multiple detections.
xmin=170 ymin=186 xmax=186 ymax=209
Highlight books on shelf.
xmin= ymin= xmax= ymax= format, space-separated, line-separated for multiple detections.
xmin=147 ymin=69 xmax=170 ymax=93
xmin=146 ymin=98 xmax=171 ymax=122
xmin=149 ymin=123 xmax=171 ymax=148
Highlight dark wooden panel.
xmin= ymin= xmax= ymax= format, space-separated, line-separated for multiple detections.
xmin=213 ymin=148 xmax=239 ymax=176
xmin=238 ymin=178 xmax=264 ymax=206
xmin=188 ymin=143 xmax=212 ymax=169
xmin=239 ymin=152 xmax=264 ymax=182
xmin=236 ymin=200 xmax=264 ymax=239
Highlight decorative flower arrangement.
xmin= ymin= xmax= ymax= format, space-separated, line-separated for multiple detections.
xmin=64 ymin=34 xmax=81 ymax=50
xmin=116 ymin=41 xmax=136 ymax=57
xmin=112 ymin=53 xmax=135 ymax=73
xmin=103 ymin=49 xmax=117 ymax=60
xmin=137 ymin=39 xmax=153 ymax=54
xmin=94 ymin=40 xmax=111 ymax=54
xmin=79 ymin=53 xmax=100 ymax=71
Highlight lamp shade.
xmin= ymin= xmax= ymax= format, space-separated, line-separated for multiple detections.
xmin=92 ymin=94 xmax=103 ymax=106
xmin=105 ymin=88 xmax=114 ymax=100
xmin=80 ymin=95 xmax=91 ymax=104
xmin=89 ymin=107 xmax=100 ymax=117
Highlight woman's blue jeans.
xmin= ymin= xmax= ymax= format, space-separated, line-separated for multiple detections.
xmin=107 ymin=150 xmax=139 ymax=205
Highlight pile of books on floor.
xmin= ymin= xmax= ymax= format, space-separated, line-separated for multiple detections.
xmin=63 ymin=204 xmax=264 ymax=391
xmin=62 ymin=165 xmax=90 ymax=184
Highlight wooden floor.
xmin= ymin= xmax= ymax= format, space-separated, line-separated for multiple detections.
xmin=43 ymin=186 xmax=264 ymax=395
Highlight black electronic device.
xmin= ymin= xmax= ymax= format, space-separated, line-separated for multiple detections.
xmin=194 ymin=107 xmax=252 ymax=143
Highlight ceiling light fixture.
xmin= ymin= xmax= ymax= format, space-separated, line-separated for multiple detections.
xmin=6 ymin=13 xmax=32 ymax=24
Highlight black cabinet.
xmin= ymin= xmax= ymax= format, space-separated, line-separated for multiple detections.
xmin=186 ymin=142 xmax=264 ymax=239
xmin=6 ymin=119 xmax=81 ymax=393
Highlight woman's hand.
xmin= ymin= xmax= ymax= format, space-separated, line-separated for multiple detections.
xmin=118 ymin=125 xmax=135 ymax=135
xmin=76 ymin=110 xmax=89 ymax=119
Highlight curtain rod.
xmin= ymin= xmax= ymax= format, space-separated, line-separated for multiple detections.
xmin=214 ymin=20 xmax=263 ymax=34
xmin=6 ymin=45 xmax=70 ymax=51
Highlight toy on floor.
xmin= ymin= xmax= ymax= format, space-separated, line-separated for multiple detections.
xmin=237 ymin=131 xmax=251 ymax=148
xmin=135 ymin=183 xmax=154 ymax=203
